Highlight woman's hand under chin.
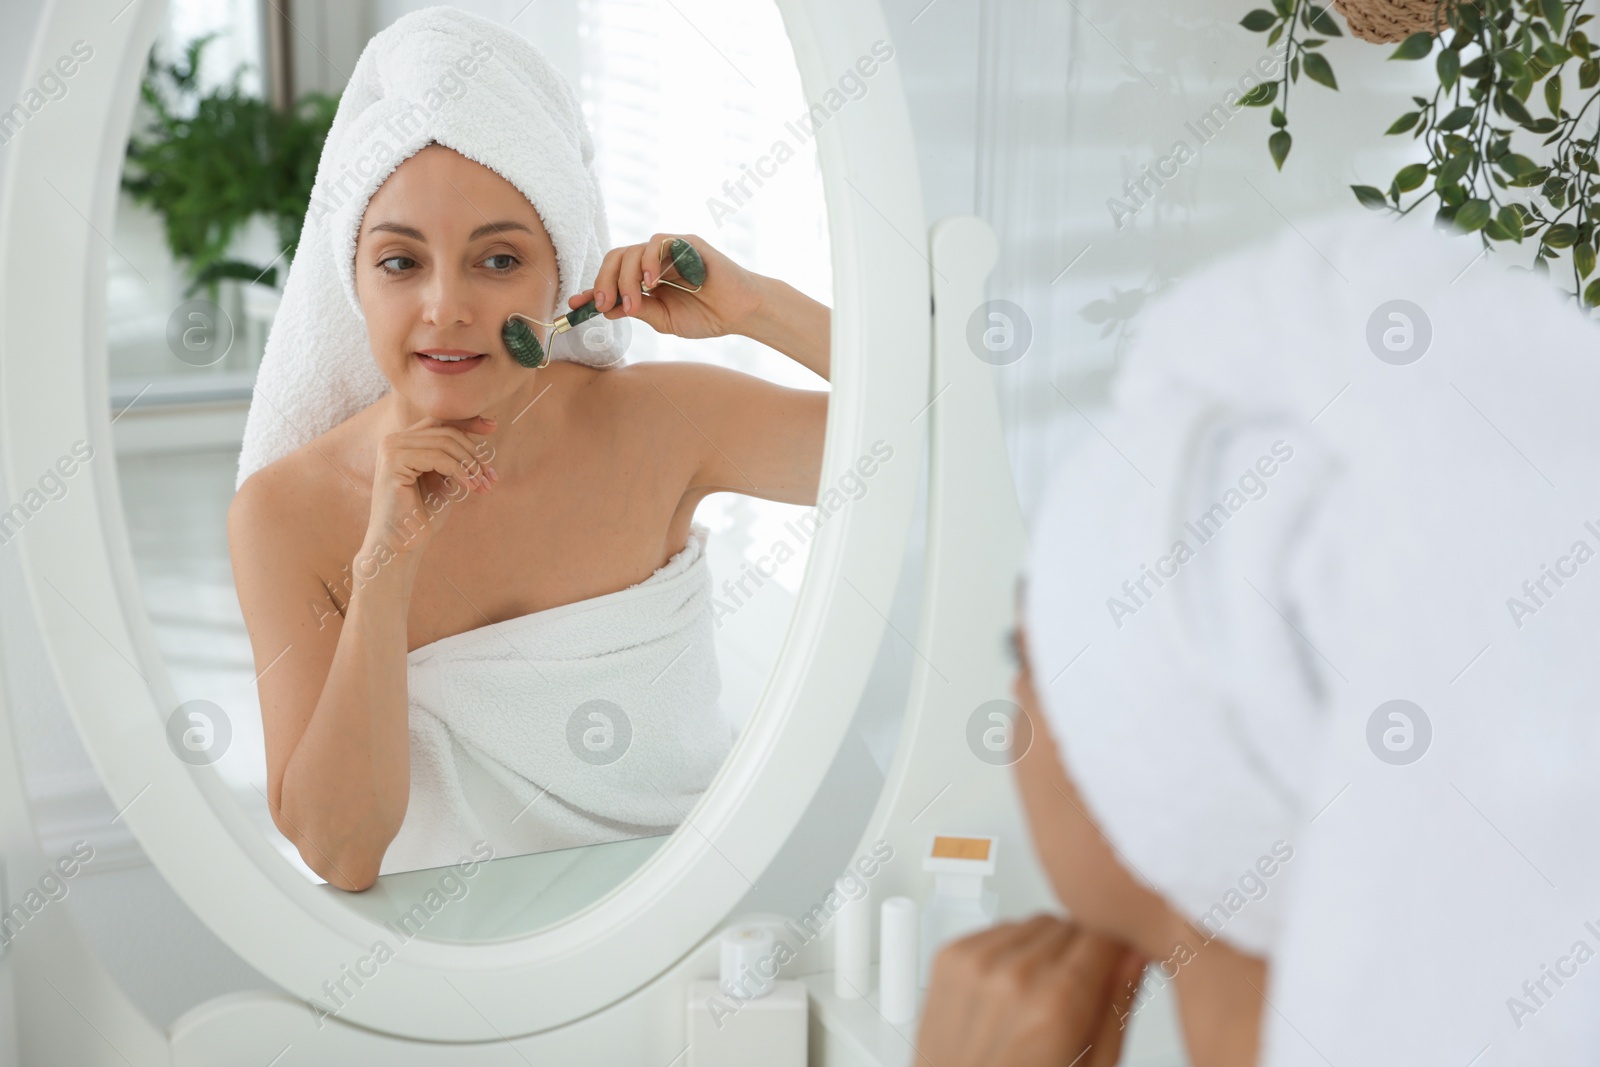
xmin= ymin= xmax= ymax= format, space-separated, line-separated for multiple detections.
xmin=574 ymin=233 xmax=766 ymax=341
xmin=915 ymin=914 xmax=1146 ymax=1067
xmin=363 ymin=414 xmax=499 ymax=564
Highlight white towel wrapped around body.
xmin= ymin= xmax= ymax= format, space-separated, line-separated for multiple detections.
xmin=381 ymin=523 xmax=732 ymax=876
xmin=1023 ymin=208 xmax=1600 ymax=1062
xmin=235 ymin=5 xmax=626 ymax=490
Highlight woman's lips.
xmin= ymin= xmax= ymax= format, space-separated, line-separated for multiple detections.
xmin=416 ymin=350 xmax=487 ymax=375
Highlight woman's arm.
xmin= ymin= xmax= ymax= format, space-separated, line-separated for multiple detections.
xmin=739 ymin=272 xmax=830 ymax=381
xmin=638 ymin=361 xmax=828 ymax=507
xmin=228 ymin=420 xmax=493 ymax=890
xmin=279 ymin=548 xmax=420 ymax=891
xmin=229 ymin=470 xmax=423 ymax=890
xmin=577 ymin=233 xmax=832 ymax=507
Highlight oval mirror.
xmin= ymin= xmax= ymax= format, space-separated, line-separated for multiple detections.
xmin=1 ymin=0 xmax=927 ymax=1040
xmin=113 ymin=0 xmax=836 ymax=931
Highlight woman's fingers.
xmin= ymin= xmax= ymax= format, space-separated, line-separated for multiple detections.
xmin=423 ymin=439 xmax=489 ymax=485
xmin=1007 ymin=913 xmax=1080 ymax=961
xmin=1040 ymin=923 xmax=1126 ymax=1022
xmin=1083 ymin=951 xmax=1147 ymax=1067
xmin=1025 ymin=926 xmax=1128 ymax=1061
xmin=611 ymin=244 xmax=646 ymax=317
xmin=918 ymin=932 xmax=1000 ymax=1066
xmin=417 ymin=422 xmax=490 ymax=453
xmin=454 ymin=414 xmax=499 ymax=437
xmin=402 ymin=413 xmax=497 ymax=440
xmin=979 ymin=915 xmax=1079 ymax=999
xmin=647 ymin=232 xmax=713 ymax=291
xmin=385 ymin=428 xmax=492 ymax=485
xmin=969 ymin=919 xmax=1136 ymax=1067
xmin=394 ymin=419 xmax=496 ymax=469
xmin=590 ymin=234 xmax=705 ymax=309
xmin=644 ymin=232 xmax=693 ymax=288
xmin=390 ymin=446 xmax=490 ymax=494
xmin=916 ymin=916 xmax=1147 ymax=1067
xmin=917 ymin=915 xmax=1071 ymax=1065
xmin=1050 ymin=923 xmax=1126 ymax=985
xmin=368 ymin=422 xmax=500 ymax=560
xmin=591 ymin=245 xmax=626 ymax=313
xmin=931 ymin=916 xmax=1044 ymax=985
xmin=364 ymin=429 xmax=495 ymax=558
xmin=582 ymin=233 xmax=749 ymax=340
xmin=401 ymin=427 xmax=489 ymax=477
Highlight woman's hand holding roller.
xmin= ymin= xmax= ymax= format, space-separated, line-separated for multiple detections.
xmin=574 ymin=233 xmax=831 ymax=380
xmin=576 ymin=233 xmax=760 ymax=340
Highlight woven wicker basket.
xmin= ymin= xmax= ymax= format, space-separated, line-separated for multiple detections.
xmin=1331 ymin=0 xmax=1451 ymax=43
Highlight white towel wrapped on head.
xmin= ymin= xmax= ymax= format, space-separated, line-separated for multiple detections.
xmin=1023 ymin=208 xmax=1600 ymax=1063
xmin=235 ymin=5 xmax=626 ymax=490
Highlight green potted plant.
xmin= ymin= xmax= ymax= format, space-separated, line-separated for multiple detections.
xmin=1239 ymin=0 xmax=1600 ymax=311
xmin=121 ymin=32 xmax=338 ymax=300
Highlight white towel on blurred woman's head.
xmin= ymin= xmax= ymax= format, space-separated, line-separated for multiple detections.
xmin=235 ymin=5 xmax=624 ymax=490
xmin=1023 ymin=207 xmax=1600 ymax=1063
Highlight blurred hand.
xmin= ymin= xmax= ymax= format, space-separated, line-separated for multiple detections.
xmin=574 ymin=233 xmax=764 ymax=341
xmin=913 ymin=914 xmax=1146 ymax=1067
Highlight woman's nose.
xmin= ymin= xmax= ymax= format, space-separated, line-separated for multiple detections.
xmin=420 ymin=269 xmax=474 ymax=326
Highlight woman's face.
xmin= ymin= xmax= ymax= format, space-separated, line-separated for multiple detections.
xmin=353 ymin=143 xmax=560 ymax=419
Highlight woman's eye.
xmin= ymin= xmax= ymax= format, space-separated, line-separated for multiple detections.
xmin=378 ymin=256 xmax=414 ymax=274
xmin=484 ymin=254 xmax=518 ymax=271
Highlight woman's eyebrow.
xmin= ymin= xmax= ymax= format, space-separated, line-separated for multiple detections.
xmin=365 ymin=220 xmax=535 ymax=241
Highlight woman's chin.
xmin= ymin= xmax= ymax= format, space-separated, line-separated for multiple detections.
xmin=394 ymin=376 xmax=499 ymax=422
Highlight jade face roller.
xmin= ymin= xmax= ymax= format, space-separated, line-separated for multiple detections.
xmin=502 ymin=236 xmax=707 ymax=369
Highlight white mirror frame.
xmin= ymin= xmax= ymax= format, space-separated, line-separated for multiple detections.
xmin=0 ymin=0 xmax=928 ymax=1041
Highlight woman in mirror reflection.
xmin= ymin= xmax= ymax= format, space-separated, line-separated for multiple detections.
xmin=227 ymin=9 xmax=828 ymax=890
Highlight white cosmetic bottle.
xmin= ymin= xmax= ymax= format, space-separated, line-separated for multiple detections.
xmin=919 ymin=835 xmax=998 ymax=987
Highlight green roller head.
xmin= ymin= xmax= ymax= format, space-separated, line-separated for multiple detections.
xmin=503 ymin=316 xmax=547 ymax=369
xmin=665 ymin=238 xmax=706 ymax=287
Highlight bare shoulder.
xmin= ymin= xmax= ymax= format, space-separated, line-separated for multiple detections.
xmin=229 ymin=449 xmax=309 ymax=543
xmin=566 ymin=359 xmax=708 ymax=437
xmin=593 ymin=358 xmax=777 ymax=421
xmin=228 ymin=430 xmax=366 ymax=589
xmin=586 ymin=358 xmax=827 ymax=505
xmin=229 ymin=440 xmax=347 ymax=538
xmin=610 ymin=357 xmax=745 ymax=393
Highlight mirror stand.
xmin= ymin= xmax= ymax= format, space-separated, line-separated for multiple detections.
xmin=800 ymin=215 xmax=1055 ymax=1061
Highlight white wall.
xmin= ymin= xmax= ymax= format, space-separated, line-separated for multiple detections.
xmin=975 ymin=0 xmax=1427 ymax=522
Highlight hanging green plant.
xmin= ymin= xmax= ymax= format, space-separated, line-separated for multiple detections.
xmin=1240 ymin=0 xmax=1600 ymax=311
xmin=122 ymin=32 xmax=338 ymax=298
xmin=1237 ymin=1 xmax=1346 ymax=171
